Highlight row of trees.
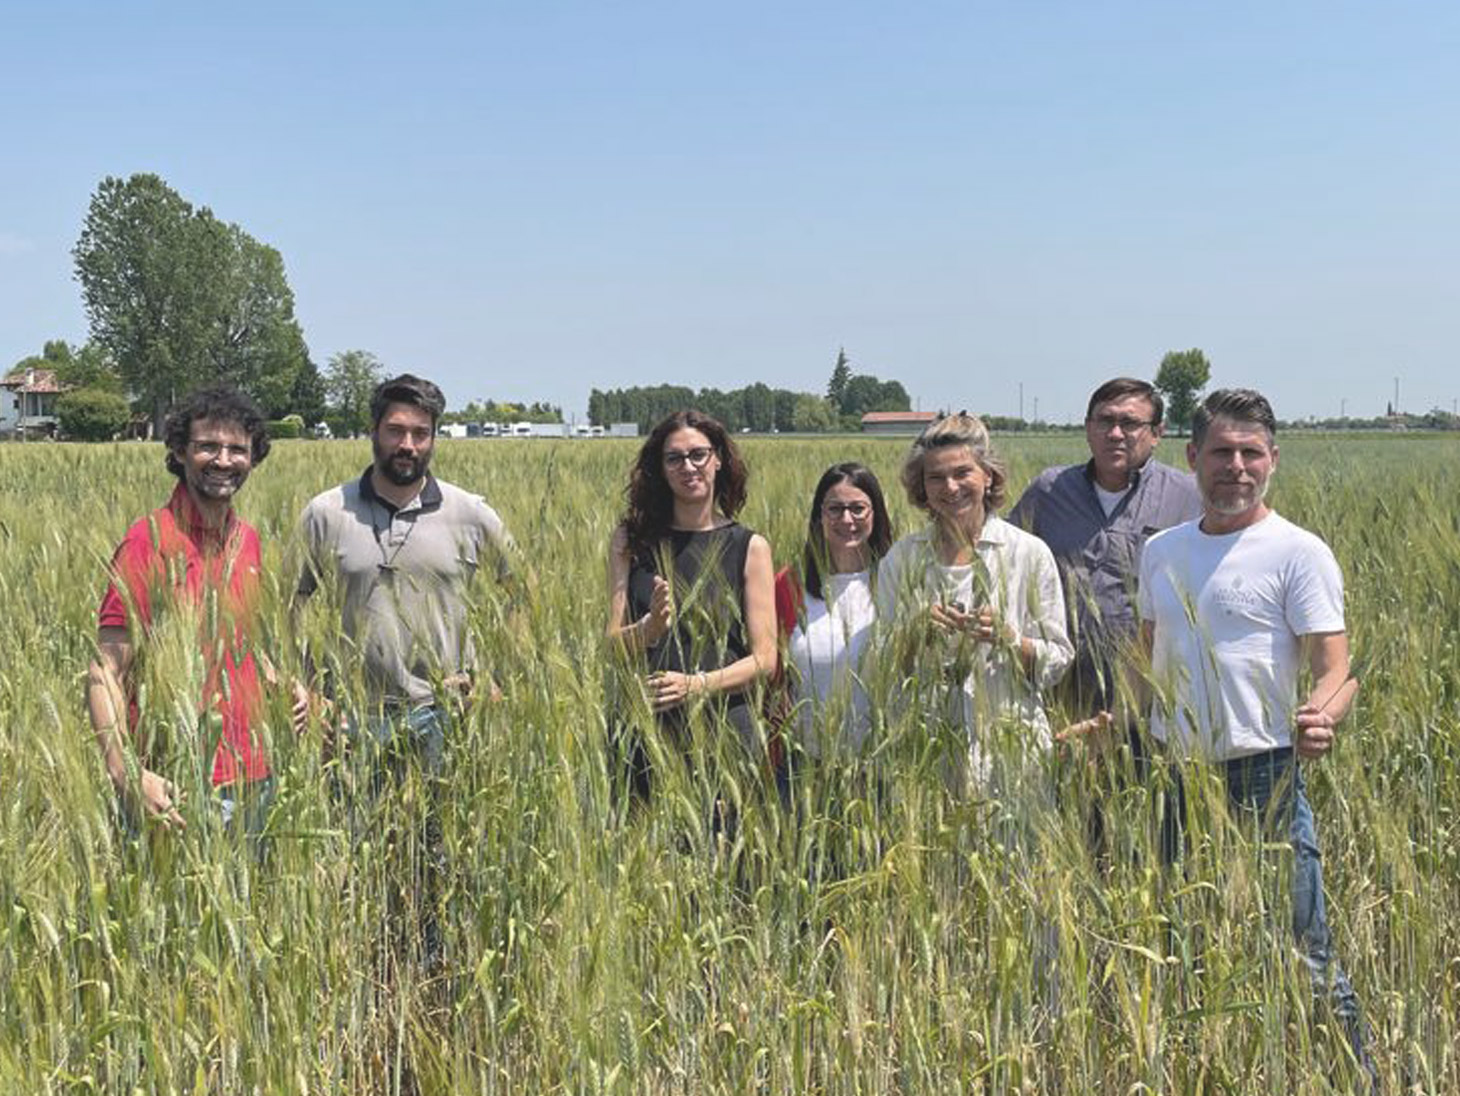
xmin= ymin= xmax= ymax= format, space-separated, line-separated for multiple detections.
xmin=43 ymin=171 xmax=1223 ymax=442
xmin=443 ymin=400 xmax=563 ymax=426
xmin=588 ymin=352 xmax=913 ymax=434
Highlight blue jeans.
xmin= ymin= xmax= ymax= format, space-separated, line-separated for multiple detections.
xmin=216 ymin=775 xmax=277 ymax=835
xmin=341 ymin=705 xmax=450 ymax=970
xmin=345 ymin=704 xmax=448 ymax=778
xmin=1161 ymin=749 xmax=1375 ymax=1083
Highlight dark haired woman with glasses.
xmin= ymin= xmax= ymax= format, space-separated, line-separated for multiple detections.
xmin=773 ymin=463 xmax=894 ymax=759
xmin=606 ymin=410 xmax=777 ymax=799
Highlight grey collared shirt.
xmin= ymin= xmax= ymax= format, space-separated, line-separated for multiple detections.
xmin=1008 ymin=457 xmax=1201 ymax=709
xmin=297 ymin=470 xmax=515 ymax=708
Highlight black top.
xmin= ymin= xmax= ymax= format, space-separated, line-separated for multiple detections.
xmin=627 ymin=523 xmax=754 ymax=711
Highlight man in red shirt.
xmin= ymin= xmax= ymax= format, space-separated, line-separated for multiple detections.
xmin=87 ymin=385 xmax=274 ymax=832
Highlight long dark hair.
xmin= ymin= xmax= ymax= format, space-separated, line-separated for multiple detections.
xmin=620 ymin=409 xmax=748 ymax=559
xmin=803 ymin=462 xmax=893 ymax=599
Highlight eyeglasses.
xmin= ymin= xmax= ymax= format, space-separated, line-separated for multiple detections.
xmin=190 ymin=440 xmax=252 ymax=461
xmin=1089 ymin=416 xmax=1153 ymax=435
xmin=663 ymin=447 xmax=715 ymax=470
xmin=823 ymin=501 xmax=872 ymax=521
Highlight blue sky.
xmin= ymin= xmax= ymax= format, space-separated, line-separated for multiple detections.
xmin=3 ymin=1 xmax=1456 ymax=422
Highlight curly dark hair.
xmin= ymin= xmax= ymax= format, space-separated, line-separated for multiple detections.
xmin=619 ymin=409 xmax=748 ymax=559
xmin=163 ymin=385 xmax=271 ymax=479
xmin=802 ymin=462 xmax=894 ymax=600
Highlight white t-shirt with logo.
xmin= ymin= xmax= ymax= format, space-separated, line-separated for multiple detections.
xmin=789 ymin=570 xmax=876 ymax=755
xmin=1137 ymin=512 xmax=1345 ymax=760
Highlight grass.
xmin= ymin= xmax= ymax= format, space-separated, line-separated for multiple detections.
xmin=0 ymin=433 xmax=1456 ymax=1094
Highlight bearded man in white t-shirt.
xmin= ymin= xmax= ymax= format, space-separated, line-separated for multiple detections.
xmin=1138 ymin=388 xmax=1376 ymax=1090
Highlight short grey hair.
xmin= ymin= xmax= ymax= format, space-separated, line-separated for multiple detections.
xmin=1191 ymin=388 xmax=1277 ymax=449
xmin=900 ymin=411 xmax=1008 ymax=513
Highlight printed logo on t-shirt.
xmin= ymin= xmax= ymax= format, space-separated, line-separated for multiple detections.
xmin=1211 ymin=574 xmax=1259 ymax=616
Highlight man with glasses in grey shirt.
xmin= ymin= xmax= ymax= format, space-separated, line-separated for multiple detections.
xmin=1009 ymin=377 xmax=1200 ymax=721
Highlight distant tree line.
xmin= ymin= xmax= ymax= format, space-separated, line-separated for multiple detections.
xmin=442 ymin=400 xmax=563 ymax=426
xmin=589 ymin=351 xmax=912 ymax=433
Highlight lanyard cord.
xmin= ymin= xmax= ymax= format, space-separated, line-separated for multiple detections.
xmin=370 ymin=499 xmax=420 ymax=573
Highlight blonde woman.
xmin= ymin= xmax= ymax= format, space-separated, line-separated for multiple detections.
xmin=877 ymin=413 xmax=1073 ymax=786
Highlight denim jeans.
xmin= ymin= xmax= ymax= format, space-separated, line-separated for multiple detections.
xmin=1160 ymin=748 xmax=1376 ymax=1085
xmin=345 ymin=704 xmax=448 ymax=778
xmin=216 ymin=775 xmax=277 ymax=835
xmin=341 ymin=704 xmax=450 ymax=971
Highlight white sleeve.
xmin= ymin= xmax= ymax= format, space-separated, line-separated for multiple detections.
xmin=1285 ymin=537 xmax=1345 ymax=636
xmin=1020 ymin=538 xmax=1074 ymax=691
xmin=1136 ymin=530 xmax=1166 ymax=622
xmin=874 ymin=538 xmax=906 ymax=622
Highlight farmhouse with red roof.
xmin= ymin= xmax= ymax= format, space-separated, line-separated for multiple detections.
xmin=0 ymin=368 xmax=65 ymax=438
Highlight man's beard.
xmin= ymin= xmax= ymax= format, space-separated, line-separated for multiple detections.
xmin=1204 ymin=472 xmax=1271 ymax=516
xmin=374 ymin=439 xmax=431 ymax=486
xmin=192 ymin=468 xmax=247 ymax=500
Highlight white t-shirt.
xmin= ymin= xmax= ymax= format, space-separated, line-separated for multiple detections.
xmin=1138 ymin=511 xmax=1345 ymax=760
xmin=788 ymin=570 xmax=876 ymax=755
xmin=1093 ymin=482 xmax=1129 ymax=517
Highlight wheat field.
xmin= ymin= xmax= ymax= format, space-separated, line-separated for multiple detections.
xmin=0 ymin=433 xmax=1456 ymax=1094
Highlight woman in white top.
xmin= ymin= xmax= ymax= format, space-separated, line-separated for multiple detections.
xmin=877 ymin=413 xmax=1073 ymax=790
xmin=774 ymin=463 xmax=894 ymax=760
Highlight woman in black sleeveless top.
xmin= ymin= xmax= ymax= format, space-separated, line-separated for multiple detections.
xmin=606 ymin=410 xmax=777 ymax=795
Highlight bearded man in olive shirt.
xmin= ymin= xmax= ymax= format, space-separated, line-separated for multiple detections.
xmin=295 ymin=373 xmax=515 ymax=757
xmin=1008 ymin=377 xmax=1201 ymax=716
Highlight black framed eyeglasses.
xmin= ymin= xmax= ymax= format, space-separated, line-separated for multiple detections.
xmin=663 ymin=447 xmax=715 ymax=470
xmin=1088 ymin=415 xmax=1153 ymax=435
xmin=823 ymin=501 xmax=871 ymax=520
xmin=190 ymin=440 xmax=252 ymax=461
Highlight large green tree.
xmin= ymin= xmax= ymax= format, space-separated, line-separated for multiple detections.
xmin=74 ymin=173 xmax=309 ymax=432
xmin=204 ymin=220 xmax=310 ymax=412
xmin=324 ymin=350 xmax=384 ymax=437
xmin=1154 ymin=348 xmax=1212 ymax=432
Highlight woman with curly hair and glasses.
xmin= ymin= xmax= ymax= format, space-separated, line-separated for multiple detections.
xmin=606 ymin=410 xmax=777 ymax=801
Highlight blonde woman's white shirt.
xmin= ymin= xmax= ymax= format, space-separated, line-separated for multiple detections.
xmin=876 ymin=516 xmax=1074 ymax=765
xmin=789 ymin=570 xmax=876 ymax=756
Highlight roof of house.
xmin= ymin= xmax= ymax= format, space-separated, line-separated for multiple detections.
xmin=1 ymin=368 xmax=63 ymax=394
xmin=860 ymin=410 xmax=938 ymax=424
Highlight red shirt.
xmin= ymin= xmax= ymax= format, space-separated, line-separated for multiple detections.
xmin=98 ymin=482 xmax=269 ymax=787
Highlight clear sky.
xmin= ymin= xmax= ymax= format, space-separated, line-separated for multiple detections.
xmin=3 ymin=0 xmax=1456 ymax=423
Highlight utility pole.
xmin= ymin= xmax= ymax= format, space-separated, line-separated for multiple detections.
xmin=1019 ymin=382 xmax=1024 ymax=424
xmin=1340 ymin=398 xmax=1346 ymax=420
xmin=1394 ymin=376 xmax=1400 ymax=415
